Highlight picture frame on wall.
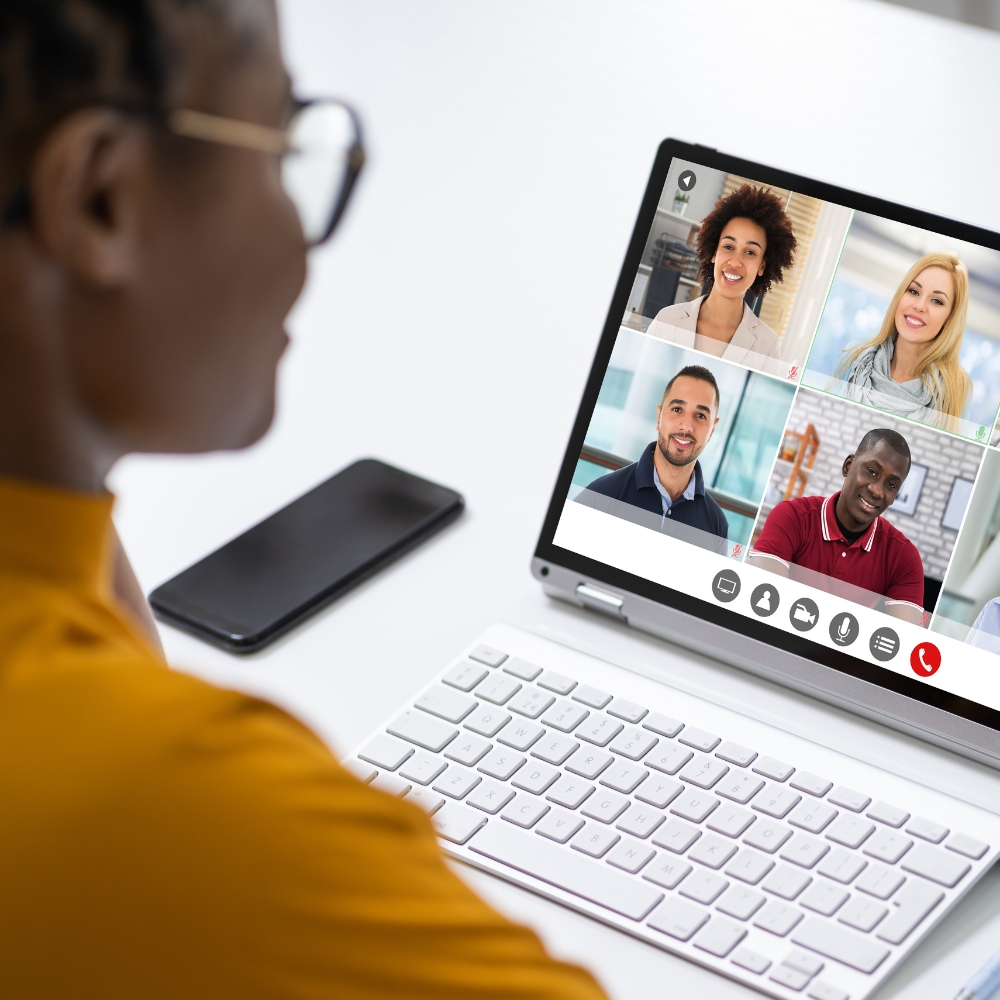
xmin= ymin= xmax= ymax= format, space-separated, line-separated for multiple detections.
xmin=893 ymin=462 xmax=928 ymax=517
xmin=942 ymin=476 xmax=977 ymax=532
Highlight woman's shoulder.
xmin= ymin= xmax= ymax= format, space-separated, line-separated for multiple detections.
xmin=651 ymin=296 xmax=702 ymax=327
xmin=743 ymin=308 xmax=779 ymax=351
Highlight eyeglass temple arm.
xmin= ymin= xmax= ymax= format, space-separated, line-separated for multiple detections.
xmin=167 ymin=108 xmax=291 ymax=154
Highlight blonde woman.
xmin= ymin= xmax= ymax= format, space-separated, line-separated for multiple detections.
xmin=837 ymin=252 xmax=971 ymax=428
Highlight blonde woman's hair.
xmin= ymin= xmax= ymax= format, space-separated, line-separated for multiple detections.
xmin=837 ymin=251 xmax=972 ymax=422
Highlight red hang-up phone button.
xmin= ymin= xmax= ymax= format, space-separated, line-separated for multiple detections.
xmin=910 ymin=642 xmax=941 ymax=677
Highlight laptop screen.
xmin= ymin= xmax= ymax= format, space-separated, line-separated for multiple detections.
xmin=537 ymin=140 xmax=1000 ymax=733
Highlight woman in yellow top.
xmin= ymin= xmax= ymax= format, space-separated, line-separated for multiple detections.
xmin=0 ymin=2 xmax=606 ymax=999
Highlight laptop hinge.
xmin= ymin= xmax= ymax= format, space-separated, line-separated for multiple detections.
xmin=576 ymin=584 xmax=625 ymax=619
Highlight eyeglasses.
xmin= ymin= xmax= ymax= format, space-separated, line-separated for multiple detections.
xmin=168 ymin=98 xmax=365 ymax=246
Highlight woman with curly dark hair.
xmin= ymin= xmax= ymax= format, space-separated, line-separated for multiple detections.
xmin=647 ymin=183 xmax=798 ymax=376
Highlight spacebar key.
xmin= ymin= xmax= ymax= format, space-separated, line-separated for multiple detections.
xmin=469 ymin=821 xmax=663 ymax=921
xmin=792 ymin=917 xmax=890 ymax=974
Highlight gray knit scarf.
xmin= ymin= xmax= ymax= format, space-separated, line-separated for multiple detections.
xmin=844 ymin=337 xmax=936 ymax=419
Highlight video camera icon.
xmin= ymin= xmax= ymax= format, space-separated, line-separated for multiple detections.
xmin=789 ymin=597 xmax=819 ymax=632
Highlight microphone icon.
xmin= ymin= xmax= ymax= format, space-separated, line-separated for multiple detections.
xmin=831 ymin=613 xmax=857 ymax=646
xmin=837 ymin=616 xmax=850 ymax=640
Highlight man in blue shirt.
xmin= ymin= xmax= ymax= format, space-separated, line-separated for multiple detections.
xmin=582 ymin=365 xmax=729 ymax=547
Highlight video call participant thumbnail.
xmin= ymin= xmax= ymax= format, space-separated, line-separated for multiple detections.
xmin=748 ymin=429 xmax=925 ymax=623
xmin=585 ymin=365 xmax=729 ymax=540
xmin=646 ymin=184 xmax=797 ymax=376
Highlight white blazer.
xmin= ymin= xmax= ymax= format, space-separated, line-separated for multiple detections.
xmin=646 ymin=295 xmax=784 ymax=377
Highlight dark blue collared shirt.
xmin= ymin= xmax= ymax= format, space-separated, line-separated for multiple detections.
xmin=584 ymin=442 xmax=729 ymax=540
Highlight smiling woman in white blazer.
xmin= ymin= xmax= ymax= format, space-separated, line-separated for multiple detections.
xmin=647 ymin=184 xmax=798 ymax=378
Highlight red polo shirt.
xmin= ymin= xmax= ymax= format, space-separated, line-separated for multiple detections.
xmin=752 ymin=492 xmax=924 ymax=611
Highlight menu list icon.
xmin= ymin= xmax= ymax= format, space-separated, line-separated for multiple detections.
xmin=869 ymin=627 xmax=900 ymax=662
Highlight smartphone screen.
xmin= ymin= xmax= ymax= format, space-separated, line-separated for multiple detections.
xmin=149 ymin=459 xmax=463 ymax=652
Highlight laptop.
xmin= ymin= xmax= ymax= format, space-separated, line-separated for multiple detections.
xmin=349 ymin=140 xmax=1000 ymax=1000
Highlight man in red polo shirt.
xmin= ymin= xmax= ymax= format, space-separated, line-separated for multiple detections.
xmin=749 ymin=428 xmax=924 ymax=623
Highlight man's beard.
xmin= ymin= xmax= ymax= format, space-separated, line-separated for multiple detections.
xmin=657 ymin=432 xmax=701 ymax=468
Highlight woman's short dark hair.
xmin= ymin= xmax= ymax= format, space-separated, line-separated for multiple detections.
xmin=696 ymin=184 xmax=798 ymax=297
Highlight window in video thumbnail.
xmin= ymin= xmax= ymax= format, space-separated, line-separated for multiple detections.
xmin=802 ymin=212 xmax=1000 ymax=442
xmin=622 ymin=158 xmax=853 ymax=383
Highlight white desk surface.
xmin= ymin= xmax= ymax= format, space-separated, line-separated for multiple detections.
xmin=110 ymin=1 xmax=1000 ymax=996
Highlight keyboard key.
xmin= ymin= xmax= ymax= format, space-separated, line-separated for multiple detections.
xmin=477 ymin=747 xmax=525 ymax=781
xmin=541 ymin=700 xmax=590 ymax=733
xmin=415 ymin=685 xmax=477 ymax=723
xmin=791 ymin=917 xmax=889 ymax=974
xmin=790 ymin=772 xmax=833 ymax=797
xmin=535 ymin=807 xmax=584 ymax=843
xmin=679 ymin=869 xmax=729 ymax=904
xmin=502 ymin=657 xmax=542 ymax=680
xmin=648 ymin=897 xmax=709 ymax=941
xmin=358 ymin=733 xmax=414 ymax=770
xmin=564 ymin=746 xmax=613 ymax=780
xmin=507 ymin=688 xmax=555 ymax=719
xmin=571 ymin=822 xmax=620 ymax=858
xmin=679 ymin=754 xmax=729 ymax=789
xmin=876 ymin=878 xmax=943 ymax=944
xmin=688 ymin=833 xmax=738 ymax=870
xmin=838 ymin=895 xmax=887 ymax=932
xmin=947 ymin=833 xmax=989 ymax=860
xmin=828 ymin=785 xmax=871 ymax=812
xmin=864 ymin=828 xmax=913 ymax=864
xmin=670 ymin=788 xmax=719 ymax=823
xmin=546 ymin=775 xmax=595 ymax=809
xmin=387 ymin=710 xmax=458 ymax=753
xmin=496 ymin=718 xmax=544 ymax=751
xmin=342 ymin=758 xmax=377 ymax=783
xmin=753 ymin=785 xmax=801 ymax=819
xmin=799 ymin=881 xmax=849 ymax=916
xmin=405 ymin=787 xmax=445 ymax=814
xmin=442 ymin=660 xmax=488 ymax=692
xmin=762 ymin=864 xmax=811 ymax=900
xmin=724 ymin=849 xmax=774 ymax=885
xmin=468 ymin=644 xmax=507 ymax=667
xmin=463 ymin=705 xmax=510 ymax=737
xmin=643 ymin=854 xmax=692 ymax=889
xmin=785 ymin=949 xmax=824 ymax=977
xmin=731 ymin=947 xmax=771 ymax=974
xmin=444 ymin=734 xmax=492 ymax=766
xmin=788 ymin=800 xmax=838 ymax=834
xmin=817 ymin=847 xmax=867 ymax=884
xmin=600 ymin=760 xmax=649 ymax=794
xmin=512 ymin=762 xmax=560 ymax=795
xmin=754 ymin=901 xmax=803 ymax=937
xmin=399 ymin=751 xmax=449 ymax=784
xmin=643 ymin=712 xmax=684 ymax=738
xmin=693 ymin=916 xmax=747 ymax=957
xmin=581 ymin=789 xmax=630 ymax=824
xmin=501 ymin=793 xmax=549 ymax=828
xmin=769 ymin=964 xmax=810 ymax=991
xmin=608 ymin=727 xmax=658 ymax=760
xmin=866 ymin=801 xmax=909 ymax=828
xmin=466 ymin=778 xmax=515 ymax=814
xmin=645 ymin=743 xmax=693 ymax=775
xmin=652 ymin=818 xmax=702 ymax=854
xmin=826 ymin=815 xmax=875 ymax=849
xmin=617 ymin=806 xmax=666 ymax=839
xmin=475 ymin=673 xmax=521 ymax=705
xmin=716 ymin=741 xmax=757 ymax=767
xmin=707 ymin=803 xmax=756 ymax=839
xmin=576 ymin=714 xmax=624 ymax=747
xmin=743 ymin=818 xmax=793 ymax=854
xmin=469 ymin=820 xmax=662 ymax=920
xmin=753 ymin=756 xmax=794 ymax=781
xmin=716 ymin=772 xmax=765 ymax=804
xmin=635 ymin=776 xmax=683 ymax=809
xmin=531 ymin=733 xmax=579 ymax=765
xmin=717 ymin=885 xmax=766 ymax=920
xmin=606 ymin=838 xmax=655 ymax=873
xmin=780 ymin=833 xmax=829 ymax=869
xmin=808 ymin=983 xmax=849 ymax=1000
xmin=607 ymin=698 xmax=648 ymax=723
xmin=901 ymin=843 xmax=971 ymax=887
xmin=572 ymin=684 xmax=612 ymax=709
xmin=432 ymin=764 xmax=481 ymax=800
xmin=537 ymin=670 xmax=577 ymax=695
xmin=433 ymin=802 xmax=487 ymax=844
xmin=906 ymin=816 xmax=949 ymax=843
xmin=371 ymin=772 xmax=410 ymax=797
xmin=678 ymin=727 xmax=721 ymax=752
xmin=854 ymin=862 xmax=905 ymax=899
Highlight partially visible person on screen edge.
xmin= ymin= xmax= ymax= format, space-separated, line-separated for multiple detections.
xmin=0 ymin=2 xmax=607 ymax=998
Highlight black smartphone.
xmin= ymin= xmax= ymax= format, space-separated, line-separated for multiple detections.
xmin=149 ymin=459 xmax=464 ymax=653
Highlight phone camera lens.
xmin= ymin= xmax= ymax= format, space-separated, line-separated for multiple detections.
xmin=540 ymin=566 xmax=550 ymax=576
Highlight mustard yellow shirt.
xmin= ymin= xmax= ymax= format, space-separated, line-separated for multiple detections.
xmin=0 ymin=477 xmax=607 ymax=999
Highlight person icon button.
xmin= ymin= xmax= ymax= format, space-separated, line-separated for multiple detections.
xmin=750 ymin=583 xmax=779 ymax=617
xmin=712 ymin=569 xmax=741 ymax=603
xmin=828 ymin=612 xmax=859 ymax=647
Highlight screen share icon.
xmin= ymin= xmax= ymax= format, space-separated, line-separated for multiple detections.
xmin=711 ymin=569 xmax=741 ymax=603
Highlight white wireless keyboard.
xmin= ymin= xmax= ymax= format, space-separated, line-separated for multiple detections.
xmin=346 ymin=624 xmax=1000 ymax=1000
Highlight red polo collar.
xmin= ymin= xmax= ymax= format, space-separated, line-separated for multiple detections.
xmin=821 ymin=492 xmax=878 ymax=552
